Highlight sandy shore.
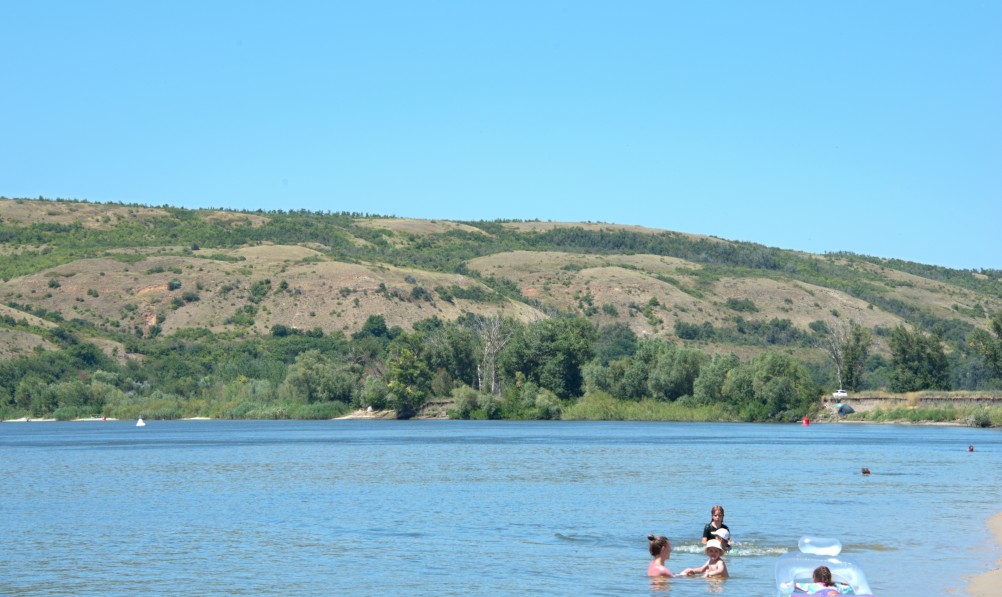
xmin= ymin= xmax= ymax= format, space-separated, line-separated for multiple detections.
xmin=1 ymin=417 xmax=215 ymax=423
xmin=2 ymin=417 xmax=119 ymax=422
xmin=334 ymin=409 xmax=396 ymax=420
xmin=1 ymin=417 xmax=57 ymax=422
xmin=967 ymin=510 xmax=1002 ymax=597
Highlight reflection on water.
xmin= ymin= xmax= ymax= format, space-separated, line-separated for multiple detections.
xmin=1 ymin=420 xmax=999 ymax=596
xmin=649 ymin=577 xmax=674 ymax=593
xmin=651 ymin=576 xmax=727 ymax=595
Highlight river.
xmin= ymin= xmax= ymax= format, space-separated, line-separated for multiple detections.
xmin=1 ymin=420 xmax=999 ymax=596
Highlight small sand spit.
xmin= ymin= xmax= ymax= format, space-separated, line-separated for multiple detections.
xmin=967 ymin=511 xmax=1002 ymax=597
xmin=335 ymin=409 xmax=397 ymax=420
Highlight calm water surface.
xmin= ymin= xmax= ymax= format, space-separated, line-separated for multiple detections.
xmin=1 ymin=420 xmax=1000 ymax=596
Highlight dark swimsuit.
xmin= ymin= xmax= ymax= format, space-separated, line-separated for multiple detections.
xmin=701 ymin=522 xmax=729 ymax=542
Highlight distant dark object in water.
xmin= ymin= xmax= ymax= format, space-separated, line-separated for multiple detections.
xmin=968 ymin=445 xmax=974 ymax=452
xmin=861 ymin=467 xmax=871 ymax=475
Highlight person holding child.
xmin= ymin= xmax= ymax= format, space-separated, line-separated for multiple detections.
xmin=680 ymin=539 xmax=729 ymax=578
xmin=646 ymin=535 xmax=676 ymax=577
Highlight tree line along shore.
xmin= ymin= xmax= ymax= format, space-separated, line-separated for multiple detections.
xmin=3 ymin=312 xmax=1002 ymax=426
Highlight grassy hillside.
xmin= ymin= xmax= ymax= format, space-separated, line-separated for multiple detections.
xmin=2 ymin=196 xmax=1001 ymax=423
xmin=3 ymin=196 xmax=998 ymax=359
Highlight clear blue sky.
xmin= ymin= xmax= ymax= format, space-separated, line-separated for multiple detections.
xmin=3 ymin=2 xmax=1000 ymax=270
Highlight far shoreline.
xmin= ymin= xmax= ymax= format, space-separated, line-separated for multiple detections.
xmin=2 ymin=416 xmax=214 ymax=423
xmin=1 ymin=413 xmax=999 ymax=427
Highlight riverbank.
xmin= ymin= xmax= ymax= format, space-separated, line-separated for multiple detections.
xmin=334 ymin=409 xmax=396 ymax=420
xmin=967 ymin=511 xmax=1002 ymax=597
xmin=1 ymin=417 xmax=58 ymax=422
xmin=2 ymin=416 xmax=210 ymax=423
xmin=0 ymin=413 xmax=994 ymax=426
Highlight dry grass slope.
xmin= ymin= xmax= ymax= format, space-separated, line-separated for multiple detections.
xmin=1 ymin=197 xmax=1000 ymax=367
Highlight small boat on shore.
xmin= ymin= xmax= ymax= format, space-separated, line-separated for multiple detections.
xmin=775 ymin=536 xmax=877 ymax=596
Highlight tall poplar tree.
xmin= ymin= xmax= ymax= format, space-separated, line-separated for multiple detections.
xmin=888 ymin=325 xmax=950 ymax=392
xmin=969 ymin=313 xmax=1002 ymax=380
xmin=822 ymin=319 xmax=872 ymax=391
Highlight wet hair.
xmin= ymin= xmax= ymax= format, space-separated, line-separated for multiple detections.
xmin=648 ymin=535 xmax=670 ymax=557
xmin=813 ymin=565 xmax=834 ymax=586
xmin=711 ymin=505 xmax=725 ymax=518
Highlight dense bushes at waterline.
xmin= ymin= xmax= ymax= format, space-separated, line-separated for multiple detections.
xmin=3 ymin=312 xmax=1000 ymax=426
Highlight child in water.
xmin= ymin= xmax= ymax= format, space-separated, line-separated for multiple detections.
xmin=809 ymin=566 xmax=841 ymax=596
xmin=701 ymin=504 xmax=729 ymax=545
xmin=646 ymin=535 xmax=675 ymax=577
xmin=681 ymin=539 xmax=728 ymax=578
xmin=711 ymin=527 xmax=731 ymax=552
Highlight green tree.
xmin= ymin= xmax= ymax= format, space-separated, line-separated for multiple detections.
xmin=842 ymin=323 xmax=872 ymax=390
xmin=647 ymin=345 xmax=707 ymax=401
xmin=281 ymin=350 xmax=358 ymax=403
xmin=353 ymin=315 xmax=391 ymax=341
xmin=969 ymin=313 xmax=1002 ymax=380
xmin=581 ymin=359 xmax=615 ymax=395
xmin=592 ymin=322 xmax=638 ymax=365
xmin=748 ymin=352 xmax=818 ymax=421
xmin=358 ymin=375 xmax=389 ymax=410
xmin=16 ymin=376 xmax=56 ymax=417
xmin=692 ymin=354 xmax=741 ymax=406
xmin=614 ymin=339 xmax=662 ymax=400
xmin=496 ymin=381 xmax=561 ymax=420
xmin=411 ymin=317 xmax=479 ymax=392
xmin=347 ymin=335 xmax=387 ymax=378
xmin=888 ymin=325 xmax=950 ymax=392
xmin=501 ymin=318 xmax=597 ymax=399
xmin=51 ymin=380 xmax=95 ymax=409
xmin=385 ymin=343 xmax=432 ymax=418
xmin=720 ymin=363 xmax=755 ymax=410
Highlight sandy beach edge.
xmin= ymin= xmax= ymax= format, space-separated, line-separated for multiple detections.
xmin=966 ymin=510 xmax=1002 ymax=597
xmin=334 ymin=409 xmax=397 ymax=420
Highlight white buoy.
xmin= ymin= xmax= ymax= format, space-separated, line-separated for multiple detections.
xmin=136 ymin=417 xmax=146 ymax=427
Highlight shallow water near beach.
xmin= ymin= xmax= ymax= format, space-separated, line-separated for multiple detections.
xmin=2 ymin=420 xmax=1000 ymax=596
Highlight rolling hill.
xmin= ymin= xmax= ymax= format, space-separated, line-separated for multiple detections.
xmin=2 ymin=196 xmax=1000 ymax=371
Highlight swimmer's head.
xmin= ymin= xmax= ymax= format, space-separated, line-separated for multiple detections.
xmin=648 ymin=534 xmax=670 ymax=558
xmin=813 ymin=565 xmax=834 ymax=586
